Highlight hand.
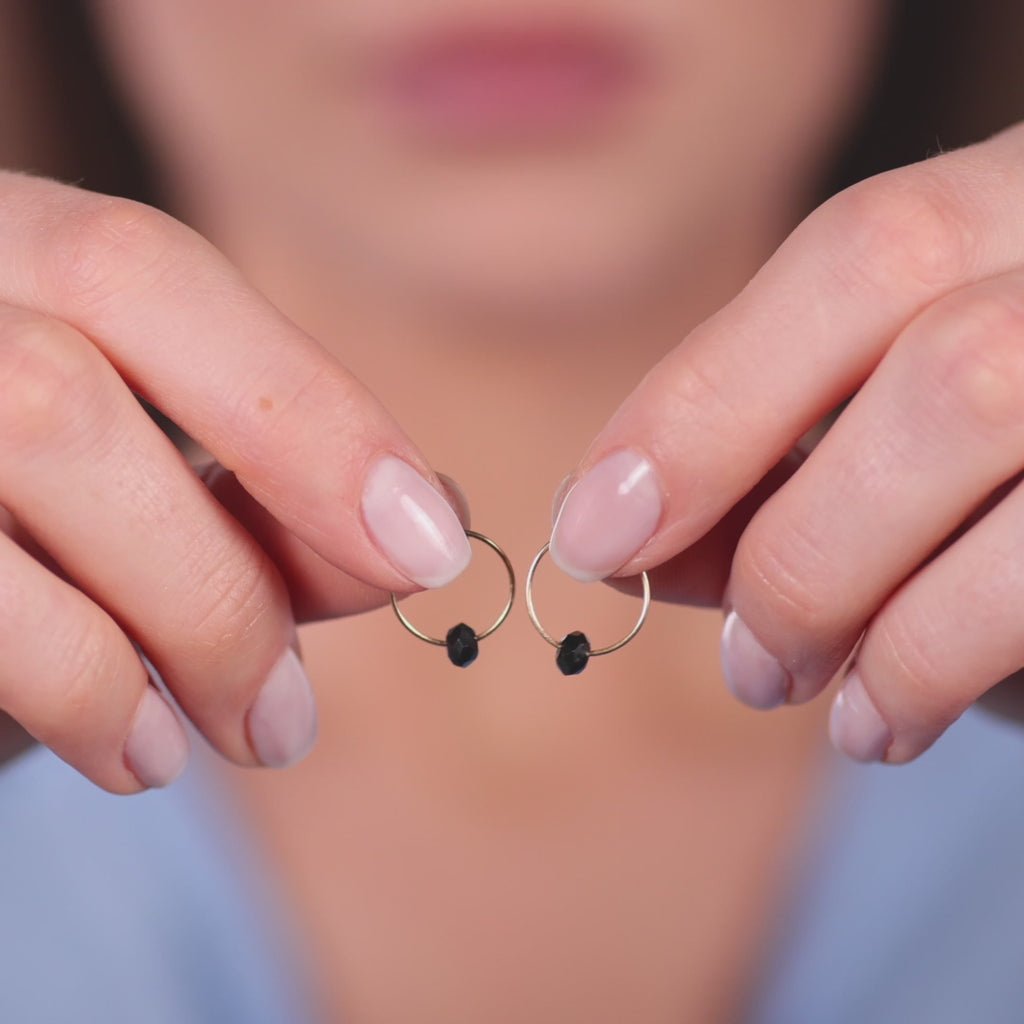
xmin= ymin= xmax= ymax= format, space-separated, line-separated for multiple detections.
xmin=550 ymin=121 xmax=1024 ymax=765
xmin=0 ymin=172 xmax=470 ymax=792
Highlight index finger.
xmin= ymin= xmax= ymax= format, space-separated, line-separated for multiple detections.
xmin=549 ymin=123 xmax=1024 ymax=582
xmin=0 ymin=174 xmax=469 ymax=592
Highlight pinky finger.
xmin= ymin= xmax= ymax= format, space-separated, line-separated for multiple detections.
xmin=0 ymin=531 xmax=188 ymax=792
xmin=829 ymin=476 xmax=1024 ymax=764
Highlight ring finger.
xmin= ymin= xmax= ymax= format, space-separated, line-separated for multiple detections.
xmin=0 ymin=528 xmax=186 ymax=792
xmin=723 ymin=268 xmax=1024 ymax=706
xmin=831 ymin=471 xmax=1024 ymax=762
xmin=0 ymin=305 xmax=310 ymax=770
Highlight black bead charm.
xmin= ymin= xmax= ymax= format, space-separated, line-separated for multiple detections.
xmin=445 ymin=623 xmax=479 ymax=667
xmin=556 ymin=631 xmax=591 ymax=675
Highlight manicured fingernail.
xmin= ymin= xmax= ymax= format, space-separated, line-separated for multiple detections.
xmin=436 ymin=471 xmax=471 ymax=528
xmin=550 ymin=474 xmax=574 ymax=526
xmin=124 ymin=686 xmax=190 ymax=789
xmin=720 ymin=611 xmax=789 ymax=709
xmin=549 ymin=450 xmax=662 ymax=582
xmin=829 ymin=671 xmax=892 ymax=763
xmin=247 ymin=647 xmax=318 ymax=768
xmin=362 ymin=456 xmax=472 ymax=588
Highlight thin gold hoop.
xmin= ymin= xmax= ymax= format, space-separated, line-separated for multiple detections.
xmin=525 ymin=542 xmax=650 ymax=674
xmin=390 ymin=530 xmax=515 ymax=667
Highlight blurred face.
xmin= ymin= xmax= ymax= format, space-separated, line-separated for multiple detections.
xmin=95 ymin=0 xmax=883 ymax=324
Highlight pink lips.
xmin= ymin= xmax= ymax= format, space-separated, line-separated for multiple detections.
xmin=375 ymin=24 xmax=649 ymax=142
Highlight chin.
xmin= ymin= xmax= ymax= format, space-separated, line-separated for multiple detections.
xmin=335 ymin=165 xmax=695 ymax=329
xmin=389 ymin=222 xmax=674 ymax=329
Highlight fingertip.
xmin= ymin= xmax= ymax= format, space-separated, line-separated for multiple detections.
xmin=550 ymin=473 xmax=574 ymax=528
xmin=246 ymin=647 xmax=318 ymax=769
xmin=361 ymin=455 xmax=472 ymax=590
xmin=548 ymin=451 xmax=663 ymax=583
xmin=436 ymin=472 xmax=472 ymax=530
xmin=828 ymin=671 xmax=892 ymax=763
xmin=123 ymin=685 xmax=190 ymax=790
xmin=720 ymin=610 xmax=789 ymax=710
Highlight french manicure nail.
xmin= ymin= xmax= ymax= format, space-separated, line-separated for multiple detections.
xmin=124 ymin=686 xmax=190 ymax=789
xmin=549 ymin=450 xmax=662 ymax=582
xmin=720 ymin=611 xmax=789 ymax=710
xmin=829 ymin=670 xmax=892 ymax=763
xmin=247 ymin=647 xmax=318 ymax=768
xmin=362 ymin=455 xmax=472 ymax=588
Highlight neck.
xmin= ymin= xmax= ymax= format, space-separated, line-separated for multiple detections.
xmin=195 ymin=203 xmax=829 ymax=764
xmin=211 ymin=206 xmax=777 ymax=540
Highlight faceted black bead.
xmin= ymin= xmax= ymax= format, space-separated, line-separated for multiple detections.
xmin=556 ymin=631 xmax=591 ymax=675
xmin=445 ymin=623 xmax=479 ymax=667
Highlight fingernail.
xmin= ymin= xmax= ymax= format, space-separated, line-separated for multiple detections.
xmin=247 ymin=647 xmax=318 ymax=768
xmin=436 ymin=471 xmax=471 ymax=529
xmin=362 ymin=455 xmax=472 ymax=588
xmin=124 ymin=686 xmax=190 ymax=789
xmin=550 ymin=474 xmax=574 ymax=527
xmin=549 ymin=450 xmax=662 ymax=582
xmin=829 ymin=670 xmax=892 ymax=763
xmin=720 ymin=611 xmax=789 ymax=709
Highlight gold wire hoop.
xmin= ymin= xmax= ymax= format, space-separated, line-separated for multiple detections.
xmin=390 ymin=530 xmax=516 ymax=646
xmin=524 ymin=543 xmax=651 ymax=657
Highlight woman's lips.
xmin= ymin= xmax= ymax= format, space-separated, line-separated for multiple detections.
xmin=373 ymin=24 xmax=650 ymax=142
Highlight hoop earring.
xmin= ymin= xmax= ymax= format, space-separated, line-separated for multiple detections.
xmin=391 ymin=530 xmax=515 ymax=667
xmin=525 ymin=543 xmax=650 ymax=675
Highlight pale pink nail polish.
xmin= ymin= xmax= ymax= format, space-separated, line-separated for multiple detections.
xmin=362 ymin=455 xmax=472 ymax=588
xmin=829 ymin=671 xmax=892 ymax=763
xmin=550 ymin=474 xmax=574 ymax=527
xmin=549 ymin=450 xmax=662 ymax=582
xmin=124 ymin=686 xmax=189 ymax=789
xmin=720 ymin=611 xmax=789 ymax=710
xmin=247 ymin=647 xmax=318 ymax=769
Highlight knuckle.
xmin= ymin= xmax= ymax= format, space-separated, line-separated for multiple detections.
xmin=170 ymin=533 xmax=279 ymax=660
xmin=227 ymin=364 xmax=372 ymax=499
xmin=822 ymin=171 xmax=976 ymax=295
xmin=919 ymin=286 xmax=1024 ymax=431
xmin=228 ymin=364 xmax=333 ymax=469
xmin=0 ymin=315 xmax=111 ymax=452
xmin=46 ymin=194 xmax=189 ymax=313
xmin=869 ymin=608 xmax=951 ymax=720
xmin=47 ymin=619 xmax=129 ymax=725
xmin=658 ymin=355 xmax=754 ymax=448
xmin=735 ymin=518 xmax=834 ymax=636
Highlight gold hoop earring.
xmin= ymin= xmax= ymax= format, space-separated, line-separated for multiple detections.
xmin=391 ymin=530 xmax=515 ymax=667
xmin=525 ymin=543 xmax=650 ymax=675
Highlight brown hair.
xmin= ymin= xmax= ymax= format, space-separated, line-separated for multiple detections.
xmin=5 ymin=0 xmax=1024 ymax=206
xmin=829 ymin=0 xmax=1024 ymax=193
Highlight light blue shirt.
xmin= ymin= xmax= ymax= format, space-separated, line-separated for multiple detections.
xmin=0 ymin=747 xmax=317 ymax=1024
xmin=752 ymin=707 xmax=1024 ymax=1023
xmin=2 ymin=707 xmax=1023 ymax=1023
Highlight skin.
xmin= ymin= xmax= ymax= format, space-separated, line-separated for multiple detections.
xmin=3 ymin=0 xmax=1024 ymax=1019
xmin=557 ymin=126 xmax=1024 ymax=761
xmin=0 ymin=0 xmax=883 ymax=784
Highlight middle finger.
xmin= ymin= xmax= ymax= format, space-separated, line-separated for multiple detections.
xmin=0 ymin=304 xmax=311 ymax=767
xmin=723 ymin=268 xmax=1024 ymax=706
